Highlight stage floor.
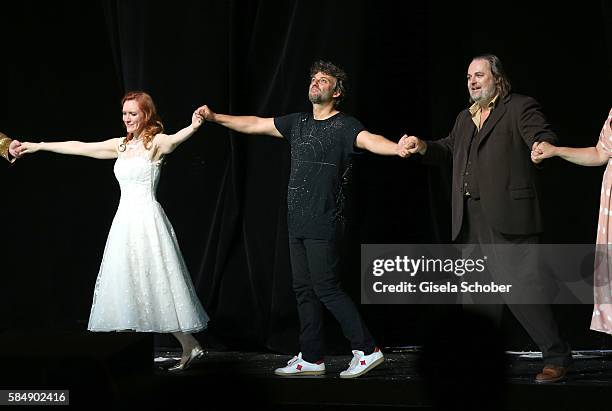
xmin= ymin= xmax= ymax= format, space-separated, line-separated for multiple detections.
xmin=146 ymin=348 xmax=612 ymax=410
xmin=2 ymin=328 xmax=612 ymax=410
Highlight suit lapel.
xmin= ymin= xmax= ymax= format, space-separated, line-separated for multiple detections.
xmin=456 ymin=113 xmax=476 ymax=170
xmin=477 ymin=98 xmax=507 ymax=148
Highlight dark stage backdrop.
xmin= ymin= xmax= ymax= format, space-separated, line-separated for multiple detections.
xmin=1 ymin=1 xmax=611 ymax=354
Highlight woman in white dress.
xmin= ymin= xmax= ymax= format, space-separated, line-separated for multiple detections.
xmin=20 ymin=91 xmax=209 ymax=372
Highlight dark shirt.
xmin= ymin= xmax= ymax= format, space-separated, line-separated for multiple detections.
xmin=274 ymin=112 xmax=364 ymax=239
xmin=463 ymin=126 xmax=479 ymax=198
xmin=463 ymin=97 xmax=499 ymax=199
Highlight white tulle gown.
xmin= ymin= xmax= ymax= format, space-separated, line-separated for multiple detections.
xmin=87 ymin=138 xmax=209 ymax=333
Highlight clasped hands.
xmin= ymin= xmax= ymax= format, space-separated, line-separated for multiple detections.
xmin=530 ymin=141 xmax=556 ymax=164
xmin=397 ymin=135 xmax=426 ymax=158
xmin=394 ymin=135 xmax=556 ymax=164
xmin=8 ymin=139 xmax=23 ymax=159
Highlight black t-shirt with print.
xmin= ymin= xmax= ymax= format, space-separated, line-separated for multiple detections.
xmin=274 ymin=111 xmax=365 ymax=239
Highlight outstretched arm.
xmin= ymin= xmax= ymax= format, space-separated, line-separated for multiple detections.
xmin=531 ymin=141 xmax=609 ymax=166
xmin=355 ymin=131 xmax=410 ymax=157
xmin=155 ymin=106 xmax=205 ymax=156
xmin=199 ymin=105 xmax=282 ymax=138
xmin=19 ymin=138 xmax=122 ymax=159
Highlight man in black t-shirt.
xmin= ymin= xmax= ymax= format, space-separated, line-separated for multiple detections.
xmin=200 ymin=60 xmax=409 ymax=378
xmin=275 ymin=111 xmax=364 ymax=239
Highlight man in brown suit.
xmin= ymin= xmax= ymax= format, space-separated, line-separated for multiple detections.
xmin=405 ymin=54 xmax=572 ymax=383
xmin=1 ymin=133 xmax=21 ymax=162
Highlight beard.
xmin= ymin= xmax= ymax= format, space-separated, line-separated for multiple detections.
xmin=308 ymin=88 xmax=333 ymax=104
xmin=471 ymin=84 xmax=496 ymax=104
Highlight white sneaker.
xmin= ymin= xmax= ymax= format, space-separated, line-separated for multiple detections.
xmin=274 ymin=352 xmax=325 ymax=376
xmin=339 ymin=347 xmax=384 ymax=378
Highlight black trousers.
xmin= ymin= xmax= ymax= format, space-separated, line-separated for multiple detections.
xmin=289 ymin=237 xmax=375 ymax=363
xmin=458 ymin=197 xmax=572 ymax=367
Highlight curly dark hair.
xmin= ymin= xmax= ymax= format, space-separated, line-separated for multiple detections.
xmin=309 ymin=60 xmax=348 ymax=107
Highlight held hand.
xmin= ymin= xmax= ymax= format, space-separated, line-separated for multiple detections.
xmin=192 ymin=106 xmax=206 ymax=130
xmin=531 ymin=141 xmax=557 ymax=164
xmin=404 ymin=135 xmax=426 ymax=155
xmin=19 ymin=142 xmax=42 ymax=156
xmin=397 ymin=134 xmax=411 ymax=158
xmin=8 ymin=139 xmax=22 ymax=158
xmin=197 ymin=105 xmax=216 ymax=122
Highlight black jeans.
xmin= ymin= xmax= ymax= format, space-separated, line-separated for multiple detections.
xmin=458 ymin=197 xmax=572 ymax=367
xmin=289 ymin=237 xmax=375 ymax=363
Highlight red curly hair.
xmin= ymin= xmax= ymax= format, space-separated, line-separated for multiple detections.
xmin=120 ymin=91 xmax=164 ymax=151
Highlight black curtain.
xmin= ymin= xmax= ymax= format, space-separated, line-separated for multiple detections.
xmin=2 ymin=0 xmax=611 ymax=354
xmin=0 ymin=1 xmax=123 ymax=331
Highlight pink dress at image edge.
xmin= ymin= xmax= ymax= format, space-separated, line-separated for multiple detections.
xmin=590 ymin=107 xmax=612 ymax=334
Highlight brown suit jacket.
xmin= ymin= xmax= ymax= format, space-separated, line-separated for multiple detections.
xmin=422 ymin=93 xmax=558 ymax=241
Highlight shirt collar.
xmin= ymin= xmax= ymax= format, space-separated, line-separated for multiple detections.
xmin=469 ymin=94 xmax=499 ymax=116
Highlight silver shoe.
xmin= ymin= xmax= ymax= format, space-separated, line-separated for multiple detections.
xmin=167 ymin=346 xmax=205 ymax=372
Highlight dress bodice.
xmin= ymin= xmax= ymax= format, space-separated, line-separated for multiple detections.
xmin=113 ymin=139 xmax=162 ymax=203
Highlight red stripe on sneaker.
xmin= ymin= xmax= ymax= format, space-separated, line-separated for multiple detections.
xmin=360 ymin=360 xmax=366 ymax=365
xmin=297 ymin=364 xmax=302 ymax=371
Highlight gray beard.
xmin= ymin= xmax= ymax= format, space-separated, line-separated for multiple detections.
xmin=308 ymin=93 xmax=323 ymax=104
xmin=309 ymin=89 xmax=334 ymax=105
xmin=472 ymin=86 xmax=496 ymax=104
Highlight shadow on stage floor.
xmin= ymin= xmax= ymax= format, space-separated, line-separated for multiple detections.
xmin=1 ymin=329 xmax=612 ymax=410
